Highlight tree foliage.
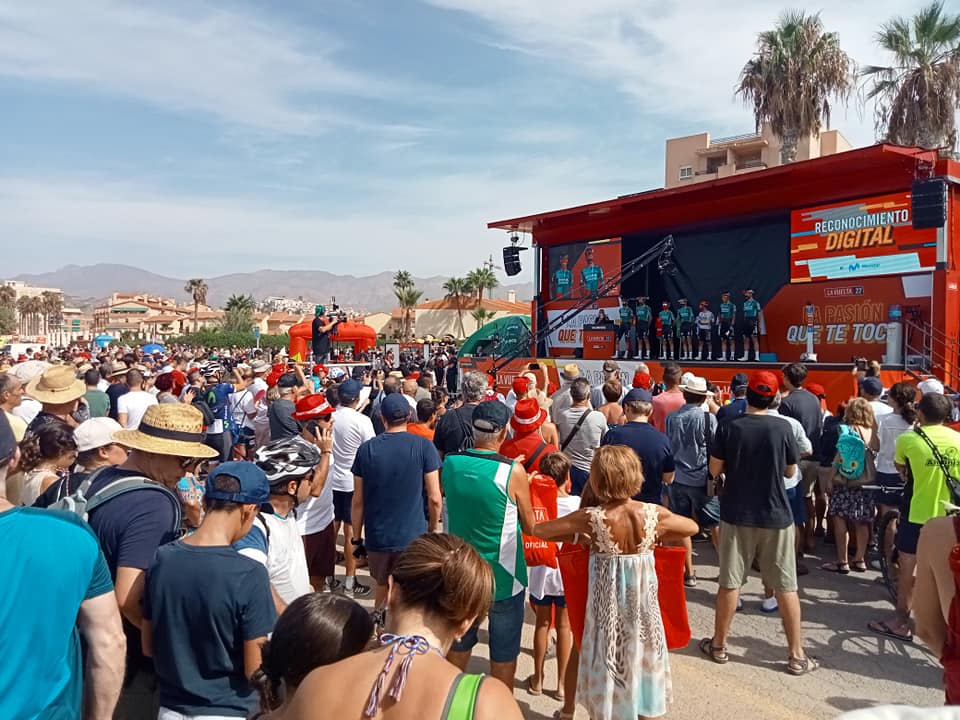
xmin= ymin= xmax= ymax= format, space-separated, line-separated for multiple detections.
xmin=168 ymin=328 xmax=289 ymax=350
xmin=737 ymin=11 xmax=856 ymax=163
xmin=862 ymin=1 xmax=960 ymax=150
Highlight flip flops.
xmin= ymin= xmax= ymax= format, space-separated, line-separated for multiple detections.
xmin=868 ymin=619 xmax=913 ymax=643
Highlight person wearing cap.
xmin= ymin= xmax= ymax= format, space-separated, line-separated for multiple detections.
xmin=434 ymin=371 xmax=489 ymax=458
xmin=859 ymin=375 xmax=893 ymax=420
xmin=555 ymin=378 xmax=608 ymax=496
xmin=869 ymin=393 xmax=960 ymax=644
xmin=81 ymin=403 xmax=218 ymax=714
xmin=549 ymin=363 xmax=582 ymax=423
xmin=443 ymin=400 xmax=536 ymax=690
xmin=658 ymin=301 xmax=675 ymax=360
xmin=664 ymin=375 xmax=719 ymax=585
xmin=602 ymin=387 xmax=675 ymax=506
xmin=329 ymin=378 xmax=375 ymax=598
xmin=311 ymin=305 xmax=340 ymax=364
xmin=704 ymin=370 xmax=815 ymax=675
xmin=351 ymin=393 xmax=442 ymax=611
xmin=105 ymin=364 xmax=131 ymax=422
xmin=919 ymin=377 xmax=946 ymax=396
xmin=268 ymin=373 xmax=303 ymax=441
xmin=505 ymin=374 xmax=532 ymax=412
xmin=0 ymin=411 xmax=126 ymax=720
xmin=290 ymin=394 xmax=340 ymax=593
xmin=142 ymin=462 xmax=276 ymax=718
xmin=737 ymin=289 xmax=762 ymax=362
xmin=23 ymin=364 xmax=86 ymax=432
xmin=676 ymin=298 xmax=695 ymax=361
xmin=716 ymin=372 xmax=749 ymax=422
xmin=634 ymin=297 xmax=653 ymax=360
xmin=589 ymin=359 xmax=628 ymax=410
xmin=204 ymin=364 xmax=243 ymax=462
xmin=500 ymin=398 xmax=560 ymax=475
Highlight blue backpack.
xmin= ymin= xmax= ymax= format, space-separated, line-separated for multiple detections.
xmin=835 ymin=424 xmax=867 ymax=481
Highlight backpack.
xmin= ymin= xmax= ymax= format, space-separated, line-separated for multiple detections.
xmin=834 ymin=424 xmax=869 ymax=483
xmin=49 ymin=467 xmax=183 ymax=532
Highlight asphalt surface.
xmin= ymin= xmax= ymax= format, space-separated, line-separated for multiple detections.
xmin=346 ymin=540 xmax=943 ymax=719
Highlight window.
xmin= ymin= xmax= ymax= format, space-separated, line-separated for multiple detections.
xmin=679 ymin=165 xmax=693 ymax=180
xmin=706 ymin=155 xmax=726 ymax=173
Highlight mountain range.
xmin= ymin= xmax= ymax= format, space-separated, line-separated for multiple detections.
xmin=13 ymin=264 xmax=534 ymax=313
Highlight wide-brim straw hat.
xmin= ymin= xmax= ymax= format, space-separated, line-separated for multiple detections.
xmin=113 ymin=404 xmax=218 ymax=459
xmin=26 ymin=365 xmax=86 ymax=404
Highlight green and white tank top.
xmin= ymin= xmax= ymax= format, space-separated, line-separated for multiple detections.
xmin=442 ymin=449 xmax=527 ymax=601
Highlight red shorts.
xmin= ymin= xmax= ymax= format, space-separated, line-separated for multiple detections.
xmin=302 ymin=521 xmax=336 ymax=578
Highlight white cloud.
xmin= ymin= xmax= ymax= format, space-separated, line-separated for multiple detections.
xmin=0 ymin=1 xmax=390 ymax=134
xmin=426 ymin=0 xmax=930 ymax=147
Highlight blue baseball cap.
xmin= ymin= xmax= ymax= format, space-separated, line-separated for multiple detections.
xmin=338 ymin=379 xmax=362 ymax=404
xmin=381 ymin=393 xmax=412 ymax=422
xmin=623 ymin=388 xmax=653 ymax=404
xmin=205 ymin=461 xmax=270 ymax=505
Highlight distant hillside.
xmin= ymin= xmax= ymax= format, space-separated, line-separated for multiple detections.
xmin=14 ymin=264 xmax=534 ymax=313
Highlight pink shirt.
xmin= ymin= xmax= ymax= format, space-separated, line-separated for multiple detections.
xmin=651 ymin=389 xmax=685 ymax=433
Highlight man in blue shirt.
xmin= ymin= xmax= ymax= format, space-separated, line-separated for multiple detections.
xmin=143 ymin=462 xmax=276 ymax=718
xmin=601 ymin=388 xmax=675 ymax=505
xmin=0 ymin=412 xmax=126 ymax=720
xmin=717 ymin=373 xmax=749 ymax=423
xmin=352 ymin=393 xmax=442 ymax=610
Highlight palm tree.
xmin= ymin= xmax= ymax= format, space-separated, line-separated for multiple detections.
xmin=442 ymin=276 xmax=469 ymax=339
xmin=737 ymin=11 xmax=856 ymax=164
xmin=40 ymin=290 xmax=63 ymax=342
xmin=0 ymin=285 xmax=15 ymax=310
xmin=184 ymin=278 xmax=208 ymax=333
xmin=470 ymin=307 xmax=495 ymax=331
xmin=466 ymin=267 xmax=499 ymax=302
xmin=224 ymin=293 xmax=255 ymax=313
xmin=222 ymin=294 xmax=256 ymax=334
xmin=394 ymin=286 xmax=423 ymax=342
xmin=16 ymin=296 xmax=41 ymax=336
xmin=393 ymin=270 xmax=414 ymax=292
xmin=862 ymin=1 xmax=960 ymax=150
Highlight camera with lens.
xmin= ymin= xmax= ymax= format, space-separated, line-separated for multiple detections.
xmin=852 ymin=356 xmax=868 ymax=371
xmin=330 ymin=303 xmax=348 ymax=323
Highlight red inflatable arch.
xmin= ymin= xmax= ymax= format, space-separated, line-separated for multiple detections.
xmin=288 ymin=320 xmax=377 ymax=359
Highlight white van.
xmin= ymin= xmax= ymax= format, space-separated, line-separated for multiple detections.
xmin=1 ymin=343 xmax=41 ymax=359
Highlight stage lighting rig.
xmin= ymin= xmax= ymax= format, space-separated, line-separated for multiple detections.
xmin=657 ymin=234 xmax=677 ymax=275
xmin=503 ymin=230 xmax=528 ymax=277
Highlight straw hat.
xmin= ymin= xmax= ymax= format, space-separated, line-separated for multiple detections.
xmin=26 ymin=365 xmax=86 ymax=404
xmin=113 ymin=404 xmax=218 ymax=459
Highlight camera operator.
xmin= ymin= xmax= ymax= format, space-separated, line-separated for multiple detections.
xmin=311 ymin=305 xmax=341 ymax=363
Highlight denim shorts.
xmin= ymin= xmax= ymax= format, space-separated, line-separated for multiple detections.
xmin=530 ymin=593 xmax=567 ymax=608
xmin=667 ymin=483 xmax=720 ymax=530
xmin=451 ymin=590 xmax=525 ymax=663
xmin=786 ymin=484 xmax=807 ymax=526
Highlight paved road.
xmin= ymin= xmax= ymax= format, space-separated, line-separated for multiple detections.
xmin=348 ymin=541 xmax=942 ymax=719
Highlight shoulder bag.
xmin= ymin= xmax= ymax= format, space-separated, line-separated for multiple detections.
xmin=914 ymin=427 xmax=960 ymax=506
xmin=560 ymin=410 xmax=590 ymax=452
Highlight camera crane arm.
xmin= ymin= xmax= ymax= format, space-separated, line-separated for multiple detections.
xmin=491 ymin=235 xmax=675 ymax=374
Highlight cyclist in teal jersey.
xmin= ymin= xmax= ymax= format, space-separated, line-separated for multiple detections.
xmin=718 ymin=291 xmax=737 ymax=361
xmin=616 ymin=298 xmax=636 ymax=359
xmin=738 ymin=289 xmax=762 ymax=361
xmin=658 ymin=302 xmax=675 ymax=360
xmin=580 ymin=247 xmax=604 ymax=297
xmin=635 ymin=297 xmax=653 ymax=359
xmin=676 ymin=298 xmax=695 ymax=360
xmin=552 ymin=254 xmax=573 ymax=299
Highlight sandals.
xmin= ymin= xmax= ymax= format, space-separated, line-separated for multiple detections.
xmin=787 ymin=655 xmax=820 ymax=676
xmin=850 ymin=560 xmax=868 ymax=572
xmin=868 ymin=619 xmax=913 ymax=643
xmin=820 ymin=561 xmax=850 ymax=575
xmin=526 ymin=675 xmax=542 ymax=696
xmin=699 ymin=637 xmax=729 ymax=664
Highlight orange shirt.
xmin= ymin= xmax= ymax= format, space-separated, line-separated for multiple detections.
xmin=407 ymin=423 xmax=435 ymax=441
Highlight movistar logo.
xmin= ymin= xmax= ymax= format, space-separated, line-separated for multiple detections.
xmin=847 ymin=261 xmax=881 ymax=272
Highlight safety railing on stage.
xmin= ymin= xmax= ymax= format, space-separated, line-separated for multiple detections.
xmin=904 ymin=317 xmax=960 ymax=392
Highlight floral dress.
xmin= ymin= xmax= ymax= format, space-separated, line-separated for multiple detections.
xmin=578 ymin=503 xmax=671 ymax=719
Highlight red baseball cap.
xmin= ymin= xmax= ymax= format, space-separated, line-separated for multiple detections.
xmin=312 ymin=364 xmax=328 ymax=376
xmin=292 ymin=394 xmax=335 ymax=420
xmin=749 ymin=371 xmax=779 ymax=397
xmin=806 ymin=382 xmax=826 ymax=399
xmin=632 ymin=371 xmax=651 ymax=389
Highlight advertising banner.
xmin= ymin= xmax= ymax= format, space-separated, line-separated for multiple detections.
xmin=762 ymin=275 xmax=931 ymax=363
xmin=790 ymin=192 xmax=938 ymax=282
xmin=544 ymin=238 xmax=622 ymax=353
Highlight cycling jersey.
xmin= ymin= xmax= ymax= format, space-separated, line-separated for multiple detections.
xmin=719 ymin=302 xmax=736 ymax=321
xmin=677 ymin=306 xmax=694 ymax=324
xmin=697 ymin=310 xmax=715 ymax=330
xmin=553 ymin=269 xmax=572 ymax=297
xmin=659 ymin=310 xmax=675 ymax=326
xmin=743 ymin=299 xmax=761 ymax=318
xmin=618 ymin=305 xmax=635 ymax=323
xmin=581 ymin=265 xmax=603 ymax=294
xmin=636 ymin=305 xmax=652 ymax=323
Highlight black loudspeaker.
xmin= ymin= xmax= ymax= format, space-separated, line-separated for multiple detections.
xmin=912 ymin=178 xmax=948 ymax=230
xmin=503 ymin=246 xmax=522 ymax=276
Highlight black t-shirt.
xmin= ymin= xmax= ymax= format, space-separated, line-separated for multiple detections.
xmin=106 ymin=383 xmax=129 ymax=420
xmin=433 ymin=404 xmax=477 ymax=456
xmin=311 ymin=316 xmax=331 ymax=354
xmin=712 ymin=413 xmax=799 ymax=529
xmin=601 ymin=422 xmax=675 ymax=504
xmin=779 ymin=388 xmax=823 ymax=448
xmin=819 ymin=414 xmax=842 ymax=467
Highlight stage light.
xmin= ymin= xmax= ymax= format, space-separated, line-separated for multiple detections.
xmin=503 ymin=231 xmax=527 ymax=276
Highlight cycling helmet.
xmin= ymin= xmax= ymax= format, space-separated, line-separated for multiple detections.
xmin=254 ymin=437 xmax=321 ymax=492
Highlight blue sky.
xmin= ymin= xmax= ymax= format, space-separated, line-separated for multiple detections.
xmin=0 ymin=0 xmax=931 ymax=281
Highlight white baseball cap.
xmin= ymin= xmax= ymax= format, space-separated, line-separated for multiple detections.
xmin=74 ymin=417 xmax=123 ymax=452
xmin=918 ymin=378 xmax=945 ymax=396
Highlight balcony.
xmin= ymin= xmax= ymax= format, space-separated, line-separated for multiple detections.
xmin=735 ymin=159 xmax=767 ymax=170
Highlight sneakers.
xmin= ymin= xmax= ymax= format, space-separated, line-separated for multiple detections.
xmin=738 ymin=355 xmax=749 ymax=362
xmin=761 ymin=596 xmax=779 ymax=614
xmin=346 ymin=579 xmax=372 ymax=598
xmin=684 ymin=573 xmax=698 ymax=588
xmin=324 ymin=578 xmax=344 ymax=594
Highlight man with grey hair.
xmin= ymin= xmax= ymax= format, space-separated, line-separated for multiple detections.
xmin=268 ymin=374 xmax=301 ymax=440
xmin=0 ymin=411 xmax=127 ymax=719
xmin=556 ymin=377 xmax=607 ymax=495
xmin=443 ymin=400 xmax=535 ymax=690
xmin=433 ymin=370 xmax=487 ymax=458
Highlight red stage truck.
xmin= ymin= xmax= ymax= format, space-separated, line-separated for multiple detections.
xmin=479 ymin=144 xmax=960 ymax=405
